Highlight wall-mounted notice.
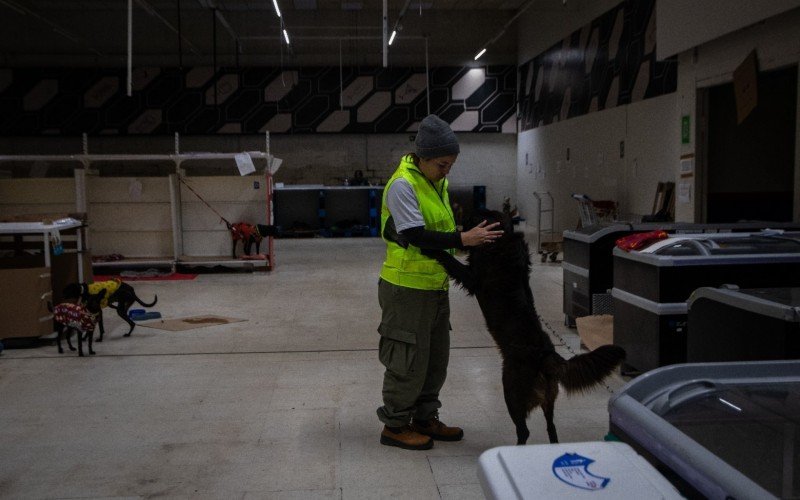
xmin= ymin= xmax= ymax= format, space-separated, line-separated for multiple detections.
xmin=235 ymin=153 xmax=256 ymax=176
xmin=678 ymin=180 xmax=692 ymax=204
xmin=680 ymin=155 xmax=694 ymax=177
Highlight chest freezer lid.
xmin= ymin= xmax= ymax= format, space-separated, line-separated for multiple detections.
xmin=689 ymin=286 xmax=800 ymax=322
xmin=609 ymin=360 xmax=800 ymax=499
xmin=477 ymin=441 xmax=682 ymax=500
xmin=563 ymin=223 xmax=633 ymax=243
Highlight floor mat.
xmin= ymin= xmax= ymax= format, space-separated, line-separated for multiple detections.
xmin=138 ymin=315 xmax=247 ymax=331
xmin=93 ymin=273 xmax=198 ymax=281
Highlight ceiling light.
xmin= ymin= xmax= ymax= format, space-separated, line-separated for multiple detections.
xmin=283 ymin=29 xmax=290 ymax=44
xmin=272 ymin=0 xmax=281 ymax=17
xmin=388 ymin=30 xmax=396 ymax=45
xmin=474 ymin=48 xmax=486 ymax=60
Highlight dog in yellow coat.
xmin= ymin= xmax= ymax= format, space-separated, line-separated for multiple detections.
xmin=63 ymin=279 xmax=157 ymax=340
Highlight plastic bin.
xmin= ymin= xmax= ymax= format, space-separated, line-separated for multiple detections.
xmin=478 ymin=441 xmax=681 ymax=499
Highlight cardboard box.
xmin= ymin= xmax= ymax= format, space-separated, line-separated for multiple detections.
xmin=0 ymin=267 xmax=53 ymax=339
xmin=576 ymin=314 xmax=614 ymax=351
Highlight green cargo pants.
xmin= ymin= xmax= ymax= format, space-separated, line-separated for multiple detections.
xmin=376 ymin=278 xmax=451 ymax=428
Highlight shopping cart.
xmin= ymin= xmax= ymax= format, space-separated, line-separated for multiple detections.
xmin=533 ymin=192 xmax=562 ymax=262
xmin=571 ymin=193 xmax=618 ymax=228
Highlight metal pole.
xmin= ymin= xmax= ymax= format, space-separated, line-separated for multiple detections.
xmin=425 ymin=36 xmax=430 ymax=116
xmin=382 ymin=0 xmax=387 ymax=68
xmin=212 ymin=8 xmax=217 ymax=107
xmin=177 ymin=0 xmax=182 ymax=68
xmin=127 ymin=0 xmax=133 ymax=96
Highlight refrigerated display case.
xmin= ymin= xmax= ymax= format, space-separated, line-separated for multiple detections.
xmin=562 ymin=222 xmax=800 ymax=326
xmin=611 ymin=231 xmax=800 ymax=373
xmin=608 ymin=360 xmax=800 ymax=499
xmin=687 ymin=286 xmax=800 ymax=363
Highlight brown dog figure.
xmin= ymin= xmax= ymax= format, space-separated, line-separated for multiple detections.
xmin=422 ymin=209 xmax=625 ymax=444
xmin=50 ymin=290 xmax=105 ymax=357
xmin=227 ymin=222 xmax=277 ymax=258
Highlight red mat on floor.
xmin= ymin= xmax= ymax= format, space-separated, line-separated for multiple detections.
xmin=93 ymin=273 xmax=198 ymax=282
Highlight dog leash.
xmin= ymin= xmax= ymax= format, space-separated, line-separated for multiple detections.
xmin=178 ymin=176 xmax=232 ymax=227
xmin=537 ymin=313 xmax=617 ymax=395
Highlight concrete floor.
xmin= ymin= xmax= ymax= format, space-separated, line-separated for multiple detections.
xmin=0 ymin=234 xmax=627 ymax=499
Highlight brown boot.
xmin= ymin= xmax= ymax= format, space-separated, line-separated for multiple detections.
xmin=411 ymin=416 xmax=464 ymax=441
xmin=380 ymin=425 xmax=434 ymax=450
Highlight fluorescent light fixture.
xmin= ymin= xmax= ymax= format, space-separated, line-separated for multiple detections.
xmin=474 ymin=48 xmax=486 ymax=60
xmin=388 ymin=30 xmax=396 ymax=45
xmin=283 ymin=29 xmax=290 ymax=44
xmin=272 ymin=0 xmax=281 ymax=17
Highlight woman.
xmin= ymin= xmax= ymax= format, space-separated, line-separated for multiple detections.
xmin=377 ymin=114 xmax=504 ymax=450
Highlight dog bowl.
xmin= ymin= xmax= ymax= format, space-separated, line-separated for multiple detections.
xmin=130 ymin=311 xmax=161 ymax=321
xmin=128 ymin=309 xmax=146 ymax=318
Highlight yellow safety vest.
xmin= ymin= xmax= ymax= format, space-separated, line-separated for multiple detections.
xmin=380 ymin=155 xmax=456 ymax=290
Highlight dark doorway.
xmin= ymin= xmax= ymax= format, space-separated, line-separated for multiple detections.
xmin=706 ymin=65 xmax=797 ymax=223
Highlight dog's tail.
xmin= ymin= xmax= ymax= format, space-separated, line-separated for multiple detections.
xmin=135 ymin=294 xmax=158 ymax=307
xmin=557 ymin=345 xmax=626 ymax=394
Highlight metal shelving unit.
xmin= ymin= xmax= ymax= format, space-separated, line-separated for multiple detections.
xmin=0 ymin=133 xmax=277 ymax=272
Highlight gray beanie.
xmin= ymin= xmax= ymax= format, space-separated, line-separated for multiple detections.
xmin=415 ymin=114 xmax=460 ymax=159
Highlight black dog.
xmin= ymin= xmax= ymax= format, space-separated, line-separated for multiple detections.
xmin=422 ymin=210 xmax=625 ymax=444
xmin=64 ymin=280 xmax=157 ymax=340
xmin=49 ymin=290 xmax=105 ymax=357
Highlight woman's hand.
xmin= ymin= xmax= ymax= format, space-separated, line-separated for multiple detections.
xmin=460 ymin=220 xmax=504 ymax=247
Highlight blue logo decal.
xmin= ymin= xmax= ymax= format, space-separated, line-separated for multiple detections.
xmin=552 ymin=453 xmax=610 ymax=491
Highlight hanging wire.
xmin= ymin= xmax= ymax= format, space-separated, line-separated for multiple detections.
xmin=176 ymin=0 xmax=182 ymax=68
xmin=212 ymin=7 xmax=218 ymax=107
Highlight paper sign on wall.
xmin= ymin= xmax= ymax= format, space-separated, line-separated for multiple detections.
xmin=678 ymin=181 xmax=692 ymax=204
xmin=234 ymin=153 xmax=256 ymax=176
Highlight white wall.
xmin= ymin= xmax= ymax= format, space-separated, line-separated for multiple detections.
xmin=675 ymin=7 xmax=800 ymax=222
xmin=87 ymin=177 xmax=173 ymax=257
xmin=0 ymin=178 xmax=76 ymax=217
xmin=656 ymin=0 xmax=800 ymax=60
xmin=516 ymin=93 xmax=679 ymax=237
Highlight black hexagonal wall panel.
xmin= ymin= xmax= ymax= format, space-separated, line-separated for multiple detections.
xmin=518 ymin=0 xmax=676 ymax=131
xmin=0 ymin=63 xmax=517 ymax=135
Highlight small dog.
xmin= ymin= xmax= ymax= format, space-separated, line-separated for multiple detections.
xmin=422 ymin=209 xmax=625 ymax=444
xmin=64 ymin=279 xmax=157 ymax=340
xmin=228 ymin=222 xmax=277 ymax=258
xmin=50 ymin=290 xmax=105 ymax=357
